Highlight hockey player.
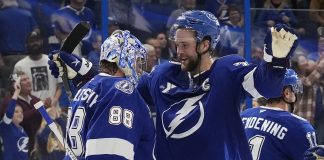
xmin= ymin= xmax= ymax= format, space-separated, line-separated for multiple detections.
xmin=48 ymin=10 xmax=298 ymax=159
xmin=0 ymin=75 xmax=28 ymax=160
xmin=49 ymin=30 xmax=155 ymax=159
xmin=241 ymin=69 xmax=316 ymax=160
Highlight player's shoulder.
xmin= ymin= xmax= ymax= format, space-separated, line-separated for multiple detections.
xmin=241 ymin=107 xmax=260 ymax=117
xmin=289 ymin=113 xmax=314 ymax=129
xmin=271 ymin=111 xmax=314 ymax=131
xmin=152 ymin=61 xmax=181 ymax=75
xmin=217 ymin=54 xmax=246 ymax=64
xmin=94 ymin=73 xmax=136 ymax=95
xmin=216 ymin=54 xmax=250 ymax=68
xmin=113 ymin=79 xmax=135 ymax=95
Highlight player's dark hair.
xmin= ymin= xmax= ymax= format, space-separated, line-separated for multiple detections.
xmin=99 ymin=60 xmax=118 ymax=75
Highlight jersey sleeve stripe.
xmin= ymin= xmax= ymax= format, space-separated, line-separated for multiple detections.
xmin=79 ymin=58 xmax=93 ymax=75
xmin=242 ymin=67 xmax=263 ymax=98
xmin=3 ymin=114 xmax=12 ymax=124
xmin=85 ymin=138 xmax=135 ymax=159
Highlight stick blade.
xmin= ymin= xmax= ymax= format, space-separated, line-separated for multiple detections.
xmin=61 ymin=21 xmax=90 ymax=53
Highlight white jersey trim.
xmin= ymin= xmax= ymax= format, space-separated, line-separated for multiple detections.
xmin=79 ymin=58 xmax=93 ymax=75
xmin=3 ymin=114 xmax=12 ymax=124
xmin=260 ymin=106 xmax=284 ymax=111
xmin=85 ymin=138 xmax=134 ymax=160
xmin=242 ymin=68 xmax=262 ymax=98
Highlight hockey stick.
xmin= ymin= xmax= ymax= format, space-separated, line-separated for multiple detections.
xmin=59 ymin=21 xmax=90 ymax=101
xmin=33 ymin=101 xmax=78 ymax=160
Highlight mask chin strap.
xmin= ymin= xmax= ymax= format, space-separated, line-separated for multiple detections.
xmin=282 ymin=93 xmax=298 ymax=113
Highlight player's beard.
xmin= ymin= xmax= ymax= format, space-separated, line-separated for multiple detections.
xmin=181 ymin=53 xmax=201 ymax=72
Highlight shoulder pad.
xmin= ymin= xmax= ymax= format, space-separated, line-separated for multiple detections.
xmin=115 ymin=80 xmax=134 ymax=94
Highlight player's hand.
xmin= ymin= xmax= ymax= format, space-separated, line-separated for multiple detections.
xmin=304 ymin=145 xmax=324 ymax=160
xmin=263 ymin=23 xmax=298 ymax=68
xmin=48 ymin=50 xmax=93 ymax=79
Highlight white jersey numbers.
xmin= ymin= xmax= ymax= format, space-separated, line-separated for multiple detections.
xmin=68 ymin=107 xmax=86 ymax=156
xmin=249 ymin=135 xmax=265 ymax=160
xmin=109 ymin=106 xmax=134 ymax=128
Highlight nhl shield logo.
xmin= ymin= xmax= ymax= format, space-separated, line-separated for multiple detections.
xmin=162 ymin=94 xmax=205 ymax=139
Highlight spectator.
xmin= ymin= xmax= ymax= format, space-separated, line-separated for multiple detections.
xmin=0 ymin=71 xmax=42 ymax=159
xmin=310 ymin=0 xmax=324 ymax=27
xmin=225 ymin=5 xmax=244 ymax=28
xmin=51 ymin=0 xmax=95 ymax=57
xmin=0 ymin=75 xmax=28 ymax=160
xmin=50 ymin=12 xmax=83 ymax=57
xmin=256 ymin=0 xmax=298 ymax=29
xmin=14 ymin=31 xmax=62 ymax=108
xmin=87 ymin=31 xmax=102 ymax=67
xmin=0 ymin=0 xmax=38 ymax=99
xmin=54 ymin=0 xmax=96 ymax=30
xmin=143 ymin=44 xmax=158 ymax=73
xmin=156 ymin=32 xmax=174 ymax=61
xmin=30 ymin=0 xmax=65 ymax=53
xmin=251 ymin=46 xmax=264 ymax=64
xmin=166 ymin=0 xmax=196 ymax=29
xmin=145 ymin=38 xmax=167 ymax=64
xmin=309 ymin=33 xmax=324 ymax=61
xmin=35 ymin=106 xmax=66 ymax=160
xmin=292 ymin=54 xmax=324 ymax=144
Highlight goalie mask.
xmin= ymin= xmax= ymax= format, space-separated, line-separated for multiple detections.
xmin=100 ymin=30 xmax=147 ymax=85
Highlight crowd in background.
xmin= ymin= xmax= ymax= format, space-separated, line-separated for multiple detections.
xmin=0 ymin=0 xmax=323 ymax=159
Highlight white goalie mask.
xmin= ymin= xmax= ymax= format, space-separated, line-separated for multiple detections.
xmin=100 ymin=30 xmax=147 ymax=85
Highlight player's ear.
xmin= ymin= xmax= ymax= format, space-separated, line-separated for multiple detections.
xmin=283 ymin=87 xmax=292 ymax=99
xmin=197 ymin=39 xmax=210 ymax=54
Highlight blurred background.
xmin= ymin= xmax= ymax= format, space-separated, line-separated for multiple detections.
xmin=0 ymin=0 xmax=323 ymax=159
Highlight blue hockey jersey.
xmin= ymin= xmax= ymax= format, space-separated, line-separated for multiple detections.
xmin=137 ymin=54 xmax=287 ymax=160
xmin=241 ymin=106 xmax=316 ymax=160
xmin=0 ymin=99 xmax=28 ymax=160
xmin=66 ymin=73 xmax=155 ymax=160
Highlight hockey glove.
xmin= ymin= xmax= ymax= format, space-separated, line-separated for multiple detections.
xmin=48 ymin=50 xmax=92 ymax=79
xmin=304 ymin=145 xmax=324 ymax=160
xmin=263 ymin=23 xmax=298 ymax=68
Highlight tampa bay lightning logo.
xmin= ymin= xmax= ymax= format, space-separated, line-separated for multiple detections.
xmin=17 ymin=137 xmax=29 ymax=153
xmin=162 ymin=94 xmax=205 ymax=139
xmin=115 ymin=80 xmax=134 ymax=94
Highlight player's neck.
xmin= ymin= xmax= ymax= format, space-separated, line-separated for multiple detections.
xmin=101 ymin=68 xmax=125 ymax=77
xmin=267 ymin=101 xmax=289 ymax=111
xmin=189 ymin=55 xmax=213 ymax=76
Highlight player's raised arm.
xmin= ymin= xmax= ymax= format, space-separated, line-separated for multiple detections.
xmin=48 ymin=50 xmax=98 ymax=89
xmin=229 ymin=23 xmax=299 ymax=100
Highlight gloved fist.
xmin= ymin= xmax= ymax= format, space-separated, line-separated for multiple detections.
xmin=263 ymin=23 xmax=298 ymax=68
xmin=304 ymin=145 xmax=324 ymax=160
xmin=48 ymin=50 xmax=93 ymax=79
